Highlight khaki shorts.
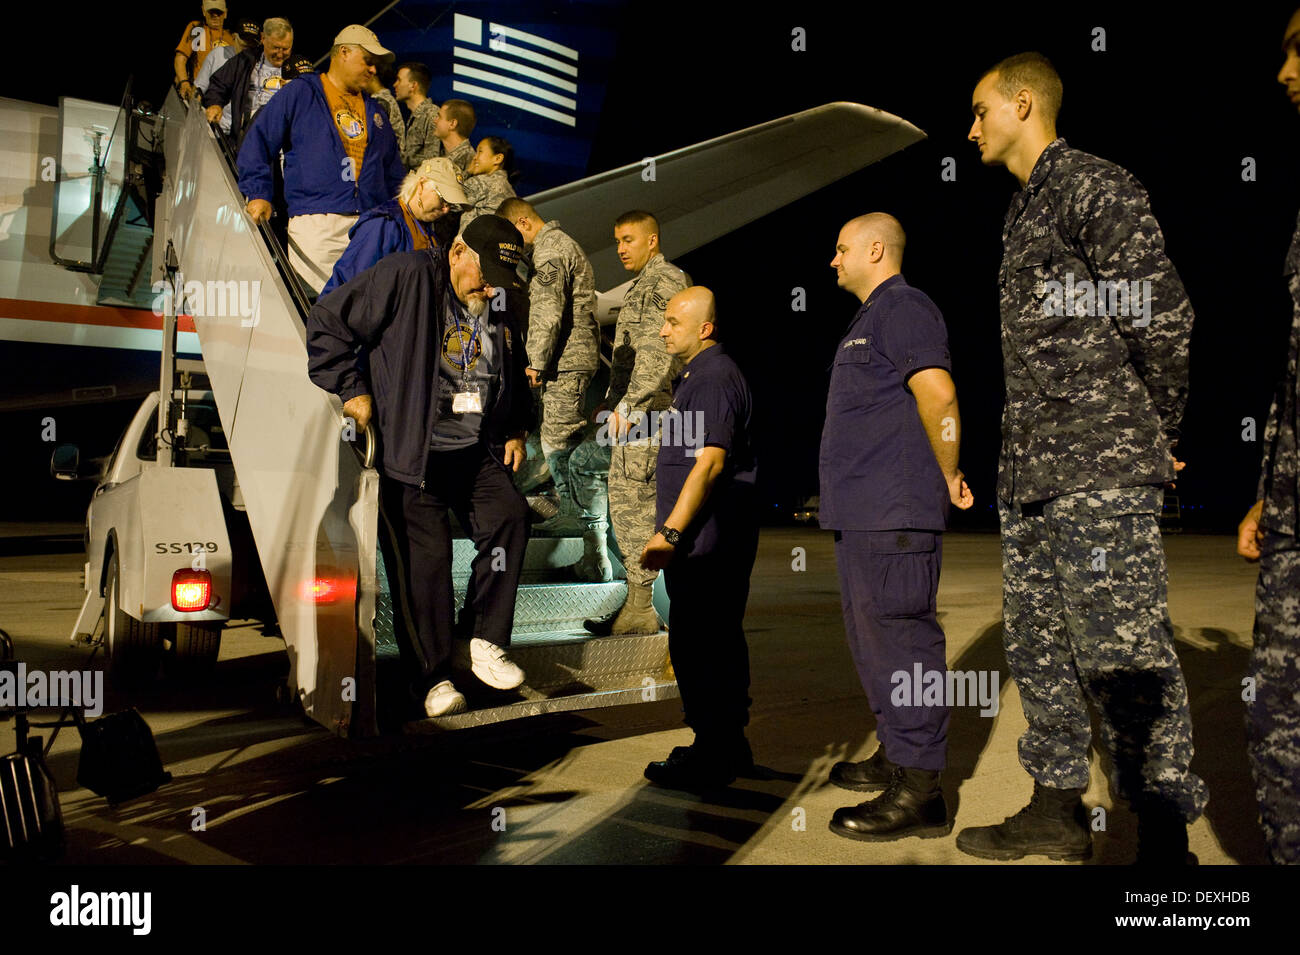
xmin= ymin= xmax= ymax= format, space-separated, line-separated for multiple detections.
xmin=288 ymin=213 xmax=358 ymax=295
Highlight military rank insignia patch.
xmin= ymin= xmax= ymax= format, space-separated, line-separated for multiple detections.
xmin=536 ymin=261 xmax=559 ymax=286
xmin=652 ymin=291 xmax=669 ymax=310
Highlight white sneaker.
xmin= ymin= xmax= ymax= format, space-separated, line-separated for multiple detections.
xmin=453 ymin=638 xmax=472 ymax=670
xmin=466 ymin=637 xmax=525 ymax=690
xmin=423 ymin=680 xmax=467 ymax=717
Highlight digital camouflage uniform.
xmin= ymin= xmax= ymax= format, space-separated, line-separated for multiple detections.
xmin=605 ymin=252 xmax=689 ymax=587
xmin=525 ymin=221 xmax=602 ymax=526
xmin=401 ymin=98 xmax=440 ymax=171
xmin=460 ymin=170 xmax=516 ymax=230
xmin=1248 ymin=208 xmax=1300 ymax=864
xmin=998 ymin=138 xmax=1207 ymax=821
xmin=444 ymin=139 xmax=474 ymax=175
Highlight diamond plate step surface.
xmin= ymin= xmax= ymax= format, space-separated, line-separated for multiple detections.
xmin=379 ymin=539 xmax=629 ymax=639
xmin=374 ymin=548 xmax=658 ymax=686
xmin=406 ymin=680 xmax=679 ymax=732
xmin=450 ymin=536 xmax=625 ymax=583
xmin=406 ymin=630 xmax=676 ymax=729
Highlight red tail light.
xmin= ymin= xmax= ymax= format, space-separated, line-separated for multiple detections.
xmin=172 ymin=569 xmax=211 ymax=611
xmin=305 ymin=578 xmax=338 ymax=603
xmin=299 ymin=568 xmax=355 ymax=604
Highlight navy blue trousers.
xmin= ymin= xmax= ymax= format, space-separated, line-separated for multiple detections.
xmin=834 ymin=529 xmax=949 ymax=771
xmin=663 ymin=530 xmax=759 ymax=744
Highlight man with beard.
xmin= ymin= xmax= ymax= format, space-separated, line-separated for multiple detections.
xmin=306 ymin=215 xmax=534 ymax=717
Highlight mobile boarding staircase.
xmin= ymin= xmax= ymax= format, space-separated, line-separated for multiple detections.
xmin=151 ymin=91 xmax=675 ymax=736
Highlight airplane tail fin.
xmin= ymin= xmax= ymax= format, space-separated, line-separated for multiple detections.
xmin=368 ymin=0 xmax=625 ymax=192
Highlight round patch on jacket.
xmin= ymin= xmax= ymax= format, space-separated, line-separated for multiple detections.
xmin=333 ymin=107 xmax=364 ymax=139
xmin=443 ymin=323 xmax=482 ymax=372
xmin=373 ymin=112 xmax=384 ymax=129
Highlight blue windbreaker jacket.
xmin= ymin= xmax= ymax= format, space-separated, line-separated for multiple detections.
xmin=320 ymin=198 xmax=434 ymax=296
xmin=237 ymin=73 xmax=405 ymax=217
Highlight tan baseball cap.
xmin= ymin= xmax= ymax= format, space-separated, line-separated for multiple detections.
xmin=333 ymin=24 xmax=392 ymax=59
xmin=415 ymin=158 xmax=469 ymax=206
xmin=204 ymin=0 xmax=227 ymax=12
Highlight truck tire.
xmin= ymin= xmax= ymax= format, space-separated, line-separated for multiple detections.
xmin=168 ymin=621 xmax=222 ymax=680
xmin=105 ymin=550 xmax=167 ymax=689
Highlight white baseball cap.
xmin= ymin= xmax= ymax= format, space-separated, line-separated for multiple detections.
xmin=332 ymin=24 xmax=392 ymax=59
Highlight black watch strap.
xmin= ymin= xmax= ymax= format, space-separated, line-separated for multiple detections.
xmin=657 ymin=524 xmax=681 ymax=546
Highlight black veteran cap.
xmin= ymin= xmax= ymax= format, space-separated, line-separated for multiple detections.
xmin=237 ymin=20 xmax=261 ymax=42
xmin=287 ymin=55 xmax=315 ymax=78
xmin=461 ymin=215 xmax=525 ymax=291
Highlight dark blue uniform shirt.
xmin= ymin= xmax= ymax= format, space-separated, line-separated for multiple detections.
xmin=818 ymin=274 xmax=951 ymax=531
xmin=655 ymin=344 xmax=757 ymax=558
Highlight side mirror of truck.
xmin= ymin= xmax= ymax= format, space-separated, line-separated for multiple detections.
xmin=50 ymin=444 xmax=94 ymax=481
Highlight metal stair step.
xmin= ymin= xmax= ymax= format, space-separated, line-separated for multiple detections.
xmin=401 ymin=629 xmax=676 ymax=730
xmin=406 ymin=678 xmax=679 ymax=732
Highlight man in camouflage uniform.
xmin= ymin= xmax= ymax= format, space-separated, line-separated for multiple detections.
xmin=435 ymin=99 xmax=477 ymax=174
xmin=395 ymin=62 xmax=439 ymax=170
xmin=957 ymin=52 xmax=1206 ymax=864
xmin=1236 ymin=10 xmax=1300 ymax=866
xmin=498 ymin=198 xmax=610 ymax=581
xmin=586 ymin=210 xmax=689 ymax=635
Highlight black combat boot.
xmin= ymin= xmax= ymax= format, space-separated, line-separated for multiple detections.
xmin=829 ymin=746 xmax=897 ymax=793
xmin=1135 ymin=797 xmax=1197 ymax=865
xmin=829 ymin=767 xmax=951 ymax=841
xmin=955 ymin=781 xmax=1092 ymax=861
xmin=644 ymin=736 xmax=753 ymax=792
xmin=583 ymin=609 xmax=618 ymax=636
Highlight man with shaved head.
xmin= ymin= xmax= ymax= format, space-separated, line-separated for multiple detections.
xmin=1234 ymin=9 xmax=1300 ymax=866
xmin=959 ymin=52 xmax=1204 ymax=863
xmin=638 ymin=286 xmax=758 ymax=790
xmin=819 ymin=212 xmax=973 ymax=842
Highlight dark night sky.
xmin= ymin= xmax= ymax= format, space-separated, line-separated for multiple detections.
xmin=5 ymin=1 xmax=1300 ymax=529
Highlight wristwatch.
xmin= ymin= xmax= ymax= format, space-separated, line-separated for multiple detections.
xmin=657 ymin=524 xmax=681 ymax=546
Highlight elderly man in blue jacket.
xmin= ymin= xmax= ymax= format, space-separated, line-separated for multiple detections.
xmin=238 ymin=24 xmax=404 ymax=295
xmin=320 ymin=157 xmax=468 ymax=296
xmin=306 ymin=215 xmax=535 ymax=718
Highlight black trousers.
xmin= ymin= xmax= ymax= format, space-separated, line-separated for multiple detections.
xmin=663 ymin=530 xmax=760 ymax=744
xmin=381 ymin=442 xmax=531 ymax=692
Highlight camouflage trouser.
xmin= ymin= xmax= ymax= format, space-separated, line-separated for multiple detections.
xmin=568 ymin=437 xmax=610 ymax=528
xmin=608 ymin=440 xmax=658 ymax=588
xmin=1247 ymin=530 xmax=1300 ymax=864
xmin=999 ymin=486 xmax=1208 ymax=821
xmin=538 ymin=371 xmax=592 ymax=452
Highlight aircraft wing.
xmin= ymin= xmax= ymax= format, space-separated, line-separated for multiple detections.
xmin=527 ymin=101 xmax=926 ymax=298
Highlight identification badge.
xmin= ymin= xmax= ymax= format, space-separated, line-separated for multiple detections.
xmin=452 ymin=391 xmax=483 ymax=414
